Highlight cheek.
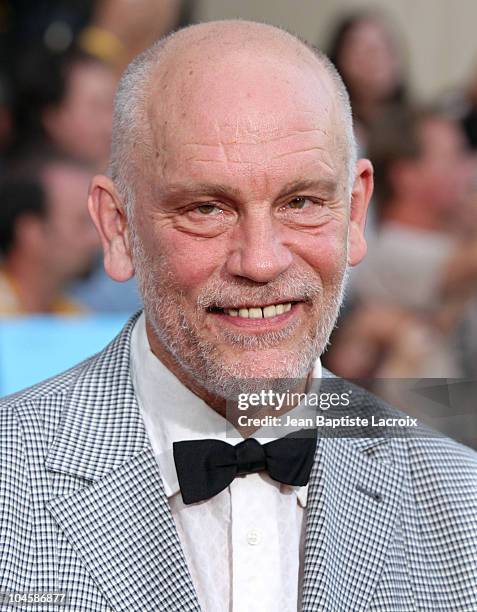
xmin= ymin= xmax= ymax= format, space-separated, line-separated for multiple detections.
xmin=292 ymin=225 xmax=348 ymax=283
xmin=154 ymin=228 xmax=226 ymax=290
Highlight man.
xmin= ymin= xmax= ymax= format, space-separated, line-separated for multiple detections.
xmin=12 ymin=46 xmax=141 ymax=313
xmin=0 ymin=152 xmax=100 ymax=314
xmin=0 ymin=21 xmax=476 ymax=612
xmin=326 ymin=108 xmax=477 ymax=418
xmin=352 ymin=106 xmax=475 ymax=315
xmin=14 ymin=47 xmax=116 ymax=171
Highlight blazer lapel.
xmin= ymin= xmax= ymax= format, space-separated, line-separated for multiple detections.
xmin=44 ymin=312 xmax=201 ymax=612
xmin=302 ymin=430 xmax=403 ymax=611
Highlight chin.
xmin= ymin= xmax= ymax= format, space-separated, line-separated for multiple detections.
xmin=214 ymin=344 xmax=317 ymax=384
xmin=200 ymin=364 xmax=312 ymax=401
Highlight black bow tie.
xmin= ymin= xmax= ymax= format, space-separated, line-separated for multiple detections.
xmin=173 ymin=429 xmax=317 ymax=505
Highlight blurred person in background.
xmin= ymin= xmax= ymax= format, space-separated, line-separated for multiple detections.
xmin=11 ymin=46 xmax=116 ymax=171
xmin=1 ymin=0 xmax=193 ymax=314
xmin=326 ymin=106 xmax=477 ymax=380
xmin=353 ymin=107 xmax=474 ymax=310
xmin=437 ymin=53 xmax=477 ymax=369
xmin=324 ymin=106 xmax=477 ymax=446
xmin=328 ymin=10 xmax=408 ymax=151
xmin=40 ymin=49 xmax=115 ymax=171
xmin=0 ymin=152 xmax=100 ymax=315
xmin=81 ymin=0 xmax=193 ymax=73
xmin=10 ymin=46 xmax=142 ymax=312
xmin=327 ymin=10 xmax=410 ymax=240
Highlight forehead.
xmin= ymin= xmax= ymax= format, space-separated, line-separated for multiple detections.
xmin=146 ymin=51 xmax=345 ymax=192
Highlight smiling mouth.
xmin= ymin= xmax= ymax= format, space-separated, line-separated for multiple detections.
xmin=207 ymin=301 xmax=298 ymax=319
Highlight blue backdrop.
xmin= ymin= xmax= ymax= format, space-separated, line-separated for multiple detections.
xmin=0 ymin=314 xmax=132 ymax=397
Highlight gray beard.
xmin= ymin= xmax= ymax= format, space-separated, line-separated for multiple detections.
xmin=132 ymin=228 xmax=348 ymax=400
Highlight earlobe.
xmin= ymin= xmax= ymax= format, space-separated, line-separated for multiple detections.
xmin=88 ymin=175 xmax=135 ymax=282
xmin=347 ymin=159 xmax=374 ymax=267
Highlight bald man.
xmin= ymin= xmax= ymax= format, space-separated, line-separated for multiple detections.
xmin=1 ymin=21 xmax=476 ymax=612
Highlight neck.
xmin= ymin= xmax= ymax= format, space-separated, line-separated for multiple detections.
xmin=4 ymin=252 xmax=63 ymax=312
xmin=144 ymin=316 xmax=310 ymax=435
xmin=383 ymin=197 xmax=449 ymax=232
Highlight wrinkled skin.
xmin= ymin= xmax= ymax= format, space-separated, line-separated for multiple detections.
xmin=89 ymin=22 xmax=373 ymax=410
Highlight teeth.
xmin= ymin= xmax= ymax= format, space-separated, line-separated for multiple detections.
xmin=224 ymin=302 xmax=293 ymax=318
xmin=249 ymin=308 xmax=263 ymax=319
xmin=262 ymin=305 xmax=276 ymax=318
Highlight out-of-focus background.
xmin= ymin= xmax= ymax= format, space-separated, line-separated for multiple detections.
xmin=0 ymin=0 xmax=476 ymax=445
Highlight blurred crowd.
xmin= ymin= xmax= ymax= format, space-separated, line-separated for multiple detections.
xmin=1 ymin=3 xmax=477 ymax=394
xmin=0 ymin=0 xmax=192 ymax=314
xmin=322 ymin=11 xmax=477 ymax=390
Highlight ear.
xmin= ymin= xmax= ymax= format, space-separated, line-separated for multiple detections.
xmin=88 ymin=175 xmax=134 ymax=281
xmin=347 ymin=158 xmax=374 ymax=267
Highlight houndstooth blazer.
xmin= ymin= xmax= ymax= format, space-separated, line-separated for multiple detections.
xmin=1 ymin=311 xmax=476 ymax=611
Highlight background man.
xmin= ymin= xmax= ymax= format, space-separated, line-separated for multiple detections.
xmin=1 ymin=20 xmax=476 ymax=612
xmin=13 ymin=48 xmax=116 ymax=170
xmin=10 ymin=47 xmax=142 ymax=313
xmin=325 ymin=107 xmax=477 ymax=445
xmin=326 ymin=107 xmax=476 ymax=375
xmin=0 ymin=152 xmax=100 ymax=314
xmin=352 ymin=106 xmax=474 ymax=313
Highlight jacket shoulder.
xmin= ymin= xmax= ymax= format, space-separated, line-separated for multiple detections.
xmin=0 ymin=356 xmax=96 ymax=462
xmin=405 ymin=433 xmax=477 ymax=496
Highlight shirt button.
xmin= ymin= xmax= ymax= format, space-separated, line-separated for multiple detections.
xmin=247 ymin=528 xmax=261 ymax=545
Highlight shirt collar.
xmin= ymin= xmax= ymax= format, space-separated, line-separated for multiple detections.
xmin=130 ymin=312 xmax=319 ymax=507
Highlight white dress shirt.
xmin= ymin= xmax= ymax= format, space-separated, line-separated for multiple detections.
xmin=129 ymin=313 xmax=321 ymax=612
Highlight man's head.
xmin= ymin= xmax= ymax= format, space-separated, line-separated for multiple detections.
xmin=14 ymin=47 xmax=116 ymax=168
xmin=89 ymin=21 xmax=373 ymax=399
xmin=328 ymin=12 xmax=404 ymax=109
xmin=41 ymin=50 xmax=116 ymax=168
xmin=369 ymin=107 xmax=473 ymax=224
xmin=0 ymin=153 xmax=100 ymax=282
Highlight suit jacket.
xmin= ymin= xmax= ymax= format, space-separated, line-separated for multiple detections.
xmin=1 ymin=311 xmax=476 ymax=612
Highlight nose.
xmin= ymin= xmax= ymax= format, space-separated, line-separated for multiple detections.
xmin=226 ymin=210 xmax=293 ymax=282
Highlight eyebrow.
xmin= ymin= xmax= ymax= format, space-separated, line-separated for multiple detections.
xmin=159 ymin=182 xmax=242 ymax=201
xmin=275 ymin=178 xmax=339 ymax=199
xmin=158 ymin=177 xmax=339 ymax=203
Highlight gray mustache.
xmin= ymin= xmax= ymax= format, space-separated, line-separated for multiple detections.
xmin=196 ymin=276 xmax=323 ymax=309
